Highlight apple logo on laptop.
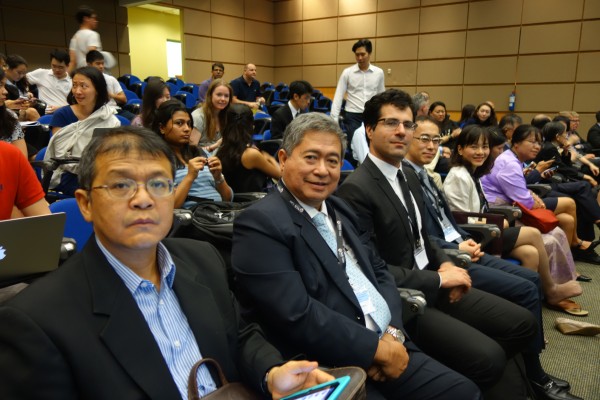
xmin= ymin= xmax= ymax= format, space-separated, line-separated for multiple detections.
xmin=0 ymin=245 xmax=5 ymax=260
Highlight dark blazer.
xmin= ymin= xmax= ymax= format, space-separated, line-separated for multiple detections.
xmin=270 ymin=103 xmax=294 ymax=139
xmin=232 ymin=191 xmax=413 ymax=370
xmin=587 ymin=123 xmax=600 ymax=149
xmin=403 ymin=162 xmax=470 ymax=251
xmin=0 ymin=238 xmax=281 ymax=400
xmin=336 ymin=156 xmax=449 ymax=303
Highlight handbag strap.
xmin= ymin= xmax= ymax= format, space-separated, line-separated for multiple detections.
xmin=187 ymin=358 xmax=229 ymax=400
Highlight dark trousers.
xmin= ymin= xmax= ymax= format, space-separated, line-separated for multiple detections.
xmin=549 ymin=180 xmax=600 ymax=240
xmin=470 ymin=256 xmax=544 ymax=355
xmin=369 ymin=348 xmax=482 ymax=400
xmin=406 ymin=287 xmax=537 ymax=391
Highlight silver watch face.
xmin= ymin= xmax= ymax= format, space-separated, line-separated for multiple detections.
xmin=396 ymin=329 xmax=405 ymax=343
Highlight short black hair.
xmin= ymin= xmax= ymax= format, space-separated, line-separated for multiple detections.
xmin=352 ymin=39 xmax=372 ymax=54
xmin=76 ymin=5 xmax=96 ymax=24
xmin=212 ymin=62 xmax=224 ymax=71
xmin=552 ymin=115 xmax=571 ymax=132
xmin=78 ymin=126 xmax=176 ymax=190
xmin=542 ymin=121 xmax=566 ymax=143
xmin=531 ymin=115 xmax=551 ymax=130
xmin=50 ymin=49 xmax=70 ymax=65
xmin=499 ymin=113 xmax=522 ymax=131
xmin=86 ymin=50 xmax=104 ymax=64
xmin=596 ymin=111 xmax=600 ymax=123
xmin=363 ymin=89 xmax=413 ymax=130
xmin=289 ymin=80 xmax=313 ymax=98
xmin=511 ymin=124 xmax=541 ymax=146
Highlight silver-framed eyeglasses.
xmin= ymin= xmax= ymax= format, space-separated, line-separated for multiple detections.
xmin=414 ymin=135 xmax=442 ymax=145
xmin=91 ymin=178 xmax=175 ymax=199
xmin=377 ymin=118 xmax=418 ymax=132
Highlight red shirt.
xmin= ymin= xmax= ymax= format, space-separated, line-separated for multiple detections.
xmin=0 ymin=142 xmax=45 ymax=220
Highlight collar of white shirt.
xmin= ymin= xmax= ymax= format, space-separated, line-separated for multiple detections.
xmin=288 ymin=100 xmax=301 ymax=118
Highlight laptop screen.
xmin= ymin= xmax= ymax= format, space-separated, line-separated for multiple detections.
xmin=0 ymin=213 xmax=66 ymax=285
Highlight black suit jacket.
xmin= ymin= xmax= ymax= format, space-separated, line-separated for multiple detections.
xmin=587 ymin=123 xmax=600 ymax=149
xmin=336 ymin=156 xmax=450 ymax=303
xmin=270 ymin=104 xmax=294 ymax=139
xmin=0 ymin=238 xmax=281 ymax=400
xmin=232 ymin=191 xmax=413 ymax=370
xmin=403 ymin=162 xmax=470 ymax=251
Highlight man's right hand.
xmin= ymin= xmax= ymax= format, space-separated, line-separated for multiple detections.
xmin=438 ymin=262 xmax=471 ymax=289
xmin=370 ymin=334 xmax=409 ymax=381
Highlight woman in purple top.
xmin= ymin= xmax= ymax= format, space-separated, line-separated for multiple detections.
xmin=482 ymin=125 xmax=595 ymax=286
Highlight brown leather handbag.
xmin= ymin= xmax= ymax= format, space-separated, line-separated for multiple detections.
xmin=187 ymin=358 xmax=262 ymax=400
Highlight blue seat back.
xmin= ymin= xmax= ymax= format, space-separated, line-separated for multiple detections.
xmin=116 ymin=115 xmax=131 ymax=126
xmin=49 ymin=198 xmax=93 ymax=252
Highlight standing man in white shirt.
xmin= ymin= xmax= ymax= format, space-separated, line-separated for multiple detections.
xmin=69 ymin=6 xmax=102 ymax=73
xmin=26 ymin=49 xmax=72 ymax=113
xmin=331 ymin=39 xmax=385 ymax=159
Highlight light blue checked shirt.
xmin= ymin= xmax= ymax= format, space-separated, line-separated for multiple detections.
xmin=96 ymin=237 xmax=217 ymax=399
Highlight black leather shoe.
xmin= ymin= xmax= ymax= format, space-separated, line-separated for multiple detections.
xmin=571 ymin=247 xmax=600 ymax=265
xmin=530 ymin=379 xmax=582 ymax=400
xmin=546 ymin=374 xmax=571 ymax=390
xmin=576 ymin=274 xmax=592 ymax=282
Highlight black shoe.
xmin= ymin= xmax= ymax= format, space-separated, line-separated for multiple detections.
xmin=576 ymin=274 xmax=592 ymax=282
xmin=530 ymin=379 xmax=582 ymax=400
xmin=588 ymin=239 xmax=600 ymax=251
xmin=546 ymin=374 xmax=571 ymax=391
xmin=571 ymin=247 xmax=600 ymax=265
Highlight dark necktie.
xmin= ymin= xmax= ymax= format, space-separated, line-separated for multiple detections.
xmin=397 ymin=170 xmax=421 ymax=247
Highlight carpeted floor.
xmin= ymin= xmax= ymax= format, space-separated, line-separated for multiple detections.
xmin=539 ymin=260 xmax=600 ymax=399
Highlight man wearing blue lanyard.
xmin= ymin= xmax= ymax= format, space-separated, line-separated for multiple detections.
xmin=336 ymin=90 xmax=546 ymax=398
xmin=232 ymin=112 xmax=481 ymax=399
xmin=402 ymin=116 xmax=580 ymax=400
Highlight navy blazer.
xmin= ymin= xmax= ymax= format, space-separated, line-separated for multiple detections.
xmin=0 ymin=238 xmax=281 ymax=400
xmin=337 ymin=156 xmax=450 ymax=304
xmin=403 ymin=162 xmax=470 ymax=251
xmin=232 ymin=191 xmax=411 ymax=370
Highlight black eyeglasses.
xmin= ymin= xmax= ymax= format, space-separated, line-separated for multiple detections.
xmin=376 ymin=118 xmax=418 ymax=132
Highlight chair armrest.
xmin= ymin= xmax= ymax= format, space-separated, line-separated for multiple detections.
xmin=59 ymin=237 xmax=77 ymax=264
xmin=398 ymin=288 xmax=427 ymax=324
xmin=458 ymin=223 xmax=501 ymax=248
xmin=487 ymin=205 xmax=522 ymax=224
xmin=443 ymin=249 xmax=471 ymax=269
xmin=527 ymin=184 xmax=552 ymax=198
xmin=257 ymin=139 xmax=282 ymax=156
xmin=233 ymin=192 xmax=267 ymax=202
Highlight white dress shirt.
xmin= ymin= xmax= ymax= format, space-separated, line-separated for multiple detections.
xmin=331 ymin=63 xmax=385 ymax=121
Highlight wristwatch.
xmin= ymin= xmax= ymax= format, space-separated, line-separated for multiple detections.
xmin=214 ymin=174 xmax=225 ymax=185
xmin=385 ymin=326 xmax=406 ymax=343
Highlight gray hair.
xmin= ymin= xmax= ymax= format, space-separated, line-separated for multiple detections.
xmin=78 ymin=126 xmax=176 ymax=190
xmin=281 ymin=112 xmax=347 ymax=156
xmin=412 ymin=92 xmax=429 ymax=111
